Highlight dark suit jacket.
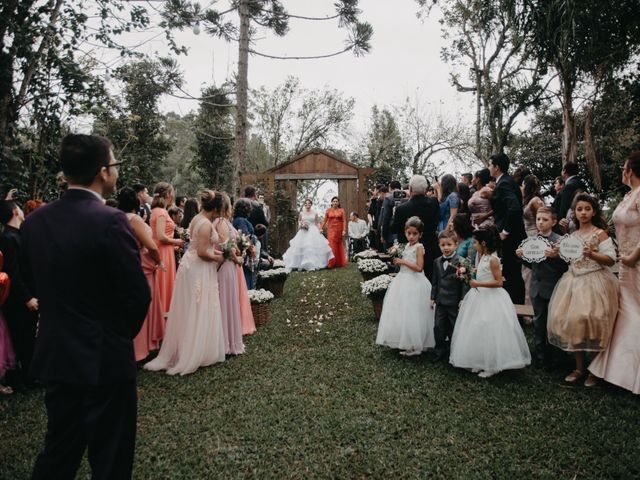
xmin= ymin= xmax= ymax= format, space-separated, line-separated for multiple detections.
xmin=248 ymin=200 xmax=269 ymax=228
xmin=552 ymin=176 xmax=587 ymax=221
xmin=379 ymin=194 xmax=396 ymax=241
xmin=522 ymin=232 xmax=568 ymax=300
xmin=490 ymin=174 xmax=526 ymax=241
xmin=21 ymin=189 xmax=150 ymax=385
xmin=391 ymin=195 xmax=440 ymax=246
xmin=431 ymin=253 xmax=469 ymax=306
xmin=0 ymin=225 xmax=33 ymax=309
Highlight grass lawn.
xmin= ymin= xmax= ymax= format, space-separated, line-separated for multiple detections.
xmin=1 ymin=263 xmax=639 ymax=479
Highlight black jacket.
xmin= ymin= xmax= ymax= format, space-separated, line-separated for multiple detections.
xmin=490 ymin=174 xmax=526 ymax=241
xmin=552 ymin=176 xmax=587 ymax=221
xmin=21 ymin=189 xmax=151 ymax=385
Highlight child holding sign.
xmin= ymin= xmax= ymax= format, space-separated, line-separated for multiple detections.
xmin=517 ymin=207 xmax=567 ymax=368
xmin=546 ymin=194 xmax=619 ymax=386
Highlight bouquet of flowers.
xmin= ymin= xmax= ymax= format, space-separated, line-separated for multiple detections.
xmin=247 ymin=288 xmax=275 ymax=304
xmin=220 ymin=238 xmax=238 ymax=260
xmin=455 ymin=257 xmax=475 ymax=284
xmin=236 ymin=233 xmax=252 ymax=254
xmin=387 ymin=241 xmax=405 ymax=259
xmin=357 ymin=258 xmax=388 ymax=274
xmin=354 ymin=249 xmax=378 ymax=260
xmin=361 ymin=274 xmax=393 ymax=299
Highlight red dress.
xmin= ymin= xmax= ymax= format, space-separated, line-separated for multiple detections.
xmin=150 ymin=208 xmax=176 ymax=314
xmin=323 ymin=207 xmax=347 ymax=268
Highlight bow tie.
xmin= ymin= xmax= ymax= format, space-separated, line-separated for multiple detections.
xmin=443 ymin=256 xmax=454 ymax=269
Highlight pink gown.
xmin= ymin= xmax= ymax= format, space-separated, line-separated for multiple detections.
xmin=0 ymin=310 xmax=15 ymax=377
xmin=237 ymin=264 xmax=256 ymax=335
xmin=150 ymin=208 xmax=177 ymax=314
xmin=214 ymin=218 xmax=245 ymax=354
xmin=127 ymin=214 xmax=165 ymax=362
xmin=589 ymin=187 xmax=640 ymax=393
xmin=144 ymin=216 xmax=225 ymax=375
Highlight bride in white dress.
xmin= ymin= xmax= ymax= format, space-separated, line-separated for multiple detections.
xmin=283 ymin=198 xmax=334 ymax=271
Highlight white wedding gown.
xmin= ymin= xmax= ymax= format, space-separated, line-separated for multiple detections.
xmin=283 ymin=210 xmax=334 ymax=271
xmin=449 ymin=253 xmax=531 ymax=372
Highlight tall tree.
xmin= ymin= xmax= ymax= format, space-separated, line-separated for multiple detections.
xmin=162 ymin=0 xmax=372 ymax=193
xmin=192 ymin=85 xmax=234 ymax=191
xmin=418 ymin=0 xmax=551 ymax=162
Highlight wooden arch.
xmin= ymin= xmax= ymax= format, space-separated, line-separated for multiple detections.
xmin=240 ymin=148 xmax=375 ymax=256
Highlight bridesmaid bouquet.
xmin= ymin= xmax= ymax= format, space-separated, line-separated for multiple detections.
xmin=220 ymin=239 xmax=238 ymax=260
xmin=236 ymin=233 xmax=252 ymax=254
xmin=455 ymin=257 xmax=475 ymax=284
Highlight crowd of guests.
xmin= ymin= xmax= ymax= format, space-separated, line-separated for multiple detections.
xmin=367 ymin=152 xmax=640 ymax=391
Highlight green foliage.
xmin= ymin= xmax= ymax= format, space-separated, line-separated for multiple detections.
xmin=2 ymin=265 xmax=640 ymax=478
xmin=93 ymin=59 xmax=182 ymax=188
xmin=192 ymin=85 xmax=234 ymax=191
xmin=160 ymin=112 xmax=202 ymax=197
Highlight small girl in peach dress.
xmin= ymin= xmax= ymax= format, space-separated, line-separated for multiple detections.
xmin=547 ymin=194 xmax=619 ymax=387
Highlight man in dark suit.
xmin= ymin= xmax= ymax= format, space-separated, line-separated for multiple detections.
xmin=489 ymin=153 xmax=526 ymax=304
xmin=391 ymin=175 xmax=440 ymax=280
xmin=22 ymin=134 xmax=151 ymax=480
xmin=244 ymin=185 xmax=269 ymax=229
xmin=551 ymin=162 xmax=587 ymax=230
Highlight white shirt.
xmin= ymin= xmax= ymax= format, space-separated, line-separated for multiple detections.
xmin=348 ymin=219 xmax=369 ymax=239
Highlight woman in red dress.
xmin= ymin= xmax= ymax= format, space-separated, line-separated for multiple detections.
xmin=321 ymin=196 xmax=347 ymax=268
xmin=150 ymin=182 xmax=184 ymax=314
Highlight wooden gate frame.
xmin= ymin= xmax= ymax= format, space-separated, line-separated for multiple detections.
xmin=240 ymin=148 xmax=375 ymax=256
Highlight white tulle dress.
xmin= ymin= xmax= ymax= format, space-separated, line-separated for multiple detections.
xmin=376 ymin=243 xmax=435 ymax=352
xmin=449 ymin=253 xmax=531 ymax=373
xmin=145 ymin=216 xmax=225 ymax=375
xmin=283 ymin=209 xmax=334 ymax=271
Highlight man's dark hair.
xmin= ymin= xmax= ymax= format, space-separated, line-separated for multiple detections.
xmin=59 ymin=134 xmax=112 ymax=186
xmin=254 ymin=223 xmax=267 ymax=237
xmin=350 ymin=211 xmax=359 ymax=218
xmin=390 ymin=180 xmax=402 ymax=190
xmin=132 ymin=184 xmax=147 ymax=194
xmin=489 ymin=153 xmax=510 ymax=174
xmin=375 ymin=183 xmax=384 ymax=191
xmin=563 ymin=162 xmax=579 ymax=177
xmin=243 ymin=185 xmax=257 ymax=198
xmin=379 ymin=185 xmax=389 ymax=193
xmin=0 ymin=200 xmax=16 ymax=225
xmin=462 ymin=173 xmax=473 ymax=183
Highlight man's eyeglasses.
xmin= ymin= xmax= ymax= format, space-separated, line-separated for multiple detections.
xmin=105 ymin=161 xmax=124 ymax=171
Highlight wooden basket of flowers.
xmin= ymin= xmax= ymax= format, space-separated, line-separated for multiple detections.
xmin=361 ymin=274 xmax=394 ymax=321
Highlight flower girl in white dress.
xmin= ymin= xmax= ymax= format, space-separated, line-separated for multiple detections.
xmin=449 ymin=227 xmax=531 ymax=377
xmin=283 ymin=198 xmax=334 ymax=271
xmin=376 ymin=216 xmax=435 ymax=355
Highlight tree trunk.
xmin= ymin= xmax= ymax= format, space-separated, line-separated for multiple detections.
xmin=233 ymin=0 xmax=250 ymax=196
xmin=584 ymin=104 xmax=601 ymax=191
xmin=560 ymin=75 xmax=578 ymax=165
xmin=474 ymin=70 xmax=483 ymax=163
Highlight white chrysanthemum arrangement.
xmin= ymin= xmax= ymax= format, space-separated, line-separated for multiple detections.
xmin=357 ymin=258 xmax=388 ymax=273
xmin=354 ymin=249 xmax=378 ymax=260
xmin=272 ymin=259 xmax=286 ymax=268
xmin=360 ymin=274 xmax=393 ymax=299
xmin=247 ymin=288 xmax=275 ymax=304
xmin=258 ymin=267 xmax=288 ymax=281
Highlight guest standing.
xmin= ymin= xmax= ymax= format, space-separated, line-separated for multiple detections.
xmin=213 ymin=195 xmax=246 ymax=355
xmin=321 ymin=196 xmax=347 ymax=269
xmin=467 ymin=168 xmax=495 ymax=229
xmin=552 ymin=162 xmax=587 ymax=232
xmin=24 ymin=134 xmax=150 ymax=480
xmin=233 ymin=198 xmax=258 ymax=289
xmin=547 ymin=194 xmax=619 ymax=386
xmin=145 ymin=190 xmax=226 ymax=375
xmin=391 ymin=175 xmax=440 ymax=280
xmin=589 ymin=151 xmax=640 ymax=393
xmin=117 ymin=187 xmax=165 ymax=362
xmin=379 ymin=180 xmax=401 ymax=249
xmin=436 ymin=174 xmax=459 ymax=232
xmin=150 ymin=182 xmax=184 ymax=313
xmin=489 ymin=153 xmax=527 ymax=304
xmin=0 ymin=200 xmax=38 ymax=391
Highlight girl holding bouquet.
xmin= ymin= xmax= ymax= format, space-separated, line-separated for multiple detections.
xmin=449 ymin=227 xmax=530 ymax=377
xmin=214 ymin=194 xmax=246 ymax=355
xmin=376 ymin=216 xmax=435 ymax=355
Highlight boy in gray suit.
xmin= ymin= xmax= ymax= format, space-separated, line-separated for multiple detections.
xmin=430 ymin=230 xmax=469 ymax=361
xmin=517 ymin=206 xmax=568 ymax=368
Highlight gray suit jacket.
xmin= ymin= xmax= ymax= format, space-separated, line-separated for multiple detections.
xmin=523 ymin=232 xmax=568 ymax=300
xmin=431 ymin=253 xmax=469 ymax=306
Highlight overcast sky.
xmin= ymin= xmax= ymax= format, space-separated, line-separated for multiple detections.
xmin=151 ymin=0 xmax=474 ymax=131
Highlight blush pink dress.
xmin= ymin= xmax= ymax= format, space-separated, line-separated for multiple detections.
xmin=237 ymin=264 xmax=256 ymax=336
xmin=214 ymin=218 xmax=245 ymax=354
xmin=589 ymin=187 xmax=640 ymax=393
xmin=127 ymin=214 xmax=165 ymax=362
xmin=150 ymin=207 xmax=176 ymax=314
xmin=144 ymin=216 xmax=225 ymax=375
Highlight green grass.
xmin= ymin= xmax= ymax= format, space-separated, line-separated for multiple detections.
xmin=1 ymin=264 xmax=639 ymax=479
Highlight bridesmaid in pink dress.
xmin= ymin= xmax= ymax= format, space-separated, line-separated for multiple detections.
xmin=213 ymin=195 xmax=246 ymax=354
xmin=150 ymin=182 xmax=184 ymax=314
xmin=118 ymin=188 xmax=165 ymax=362
xmin=145 ymin=190 xmax=226 ymax=375
xmin=589 ymin=152 xmax=640 ymax=393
